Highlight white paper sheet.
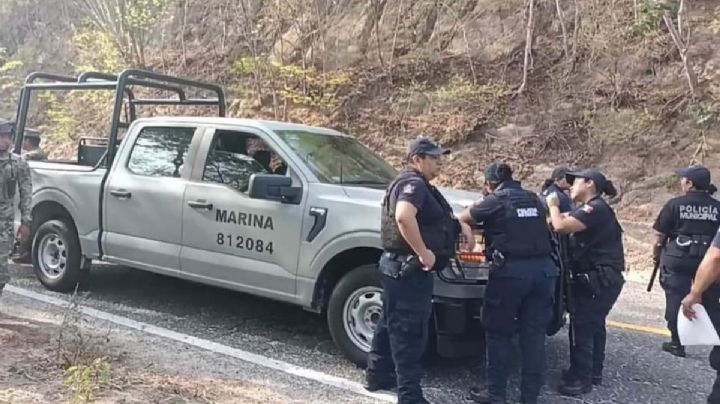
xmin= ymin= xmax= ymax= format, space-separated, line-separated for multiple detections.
xmin=678 ymin=304 xmax=720 ymax=346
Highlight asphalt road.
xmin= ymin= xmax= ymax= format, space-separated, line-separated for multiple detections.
xmin=6 ymin=263 xmax=717 ymax=404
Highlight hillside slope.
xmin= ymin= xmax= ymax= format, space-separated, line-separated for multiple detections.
xmin=0 ymin=0 xmax=719 ymax=270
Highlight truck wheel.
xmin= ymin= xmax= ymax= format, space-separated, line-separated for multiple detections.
xmin=327 ymin=264 xmax=383 ymax=368
xmin=32 ymin=218 xmax=84 ymax=292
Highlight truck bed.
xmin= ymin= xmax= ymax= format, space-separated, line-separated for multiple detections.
xmin=28 ymin=161 xmax=106 ymax=258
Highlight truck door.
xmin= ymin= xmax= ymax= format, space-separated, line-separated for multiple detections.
xmin=180 ymin=127 xmax=306 ymax=301
xmin=102 ymin=124 xmax=201 ymax=273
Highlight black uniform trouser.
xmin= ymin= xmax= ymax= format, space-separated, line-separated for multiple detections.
xmin=704 ymin=285 xmax=720 ymax=404
xmin=367 ymin=253 xmax=435 ymax=404
xmin=568 ymin=269 xmax=624 ymax=385
xmin=482 ymin=257 xmax=557 ymax=403
xmin=660 ymin=264 xmax=696 ymax=344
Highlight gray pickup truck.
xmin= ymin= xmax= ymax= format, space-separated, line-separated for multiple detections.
xmin=12 ymin=70 xmax=493 ymax=367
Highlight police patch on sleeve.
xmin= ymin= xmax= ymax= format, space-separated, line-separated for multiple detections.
xmin=402 ymin=183 xmax=416 ymax=194
xmin=581 ymin=204 xmax=593 ymax=214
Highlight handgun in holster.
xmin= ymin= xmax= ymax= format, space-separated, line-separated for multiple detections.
xmin=399 ymin=255 xmax=424 ymax=277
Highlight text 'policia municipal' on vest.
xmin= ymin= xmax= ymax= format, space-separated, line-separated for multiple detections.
xmin=487 ymin=187 xmax=551 ymax=258
xmin=664 ymin=193 xmax=720 ymax=262
xmin=381 ymin=170 xmax=459 ymax=256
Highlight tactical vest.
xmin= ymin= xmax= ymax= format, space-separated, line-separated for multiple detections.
xmin=663 ymin=193 xmax=720 ymax=264
xmin=568 ymin=197 xmax=624 ymax=271
xmin=487 ymin=187 xmax=552 ymax=257
xmin=380 ymin=169 xmax=459 ymax=256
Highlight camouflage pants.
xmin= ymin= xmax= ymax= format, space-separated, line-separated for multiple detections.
xmin=0 ymin=218 xmax=14 ymax=285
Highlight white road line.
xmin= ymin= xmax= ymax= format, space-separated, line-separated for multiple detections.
xmin=5 ymin=285 xmax=396 ymax=403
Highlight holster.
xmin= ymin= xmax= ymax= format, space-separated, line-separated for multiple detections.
xmin=488 ymin=249 xmax=506 ymax=271
xmin=573 ymin=266 xmax=621 ymax=296
xmin=379 ymin=252 xmax=424 ymax=279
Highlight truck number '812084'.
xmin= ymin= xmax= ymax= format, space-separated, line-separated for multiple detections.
xmin=216 ymin=233 xmax=275 ymax=255
xmin=16 ymin=69 xmax=493 ymax=371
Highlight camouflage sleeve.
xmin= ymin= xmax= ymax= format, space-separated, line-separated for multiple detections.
xmin=16 ymin=156 xmax=32 ymax=225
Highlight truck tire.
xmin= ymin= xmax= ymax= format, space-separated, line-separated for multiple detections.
xmin=327 ymin=264 xmax=383 ymax=368
xmin=32 ymin=218 xmax=84 ymax=292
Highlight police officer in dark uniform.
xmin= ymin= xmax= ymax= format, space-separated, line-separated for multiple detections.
xmin=653 ymin=165 xmax=720 ymax=357
xmin=366 ymin=137 xmax=473 ymax=404
xmin=546 ymin=169 xmax=625 ymax=396
xmin=681 ymin=227 xmax=720 ymax=404
xmin=458 ymin=162 xmax=557 ymax=404
xmin=541 ymin=166 xmax=573 ymax=213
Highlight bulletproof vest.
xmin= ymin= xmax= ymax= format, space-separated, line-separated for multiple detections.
xmin=568 ymin=197 xmax=624 ymax=270
xmin=0 ymin=156 xmax=17 ymax=201
xmin=486 ymin=187 xmax=551 ymax=257
xmin=664 ymin=192 xmax=720 ymax=262
xmin=380 ymin=169 xmax=459 ymax=256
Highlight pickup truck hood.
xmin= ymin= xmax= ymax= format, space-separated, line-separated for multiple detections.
xmin=342 ymin=185 xmax=480 ymax=214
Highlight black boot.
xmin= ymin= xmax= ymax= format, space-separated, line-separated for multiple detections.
xmin=363 ymin=372 xmax=396 ymax=392
xmin=662 ymin=341 xmax=686 ymax=358
xmin=467 ymin=387 xmax=506 ymax=404
xmin=558 ymin=377 xmax=592 ymax=397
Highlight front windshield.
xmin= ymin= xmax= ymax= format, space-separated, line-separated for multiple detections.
xmin=275 ymin=130 xmax=398 ymax=185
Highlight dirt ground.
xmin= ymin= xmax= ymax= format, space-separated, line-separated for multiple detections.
xmin=0 ymin=297 xmax=325 ymax=404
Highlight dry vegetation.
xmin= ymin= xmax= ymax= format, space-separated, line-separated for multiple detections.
xmin=0 ymin=0 xmax=719 ymax=270
xmin=0 ymin=290 xmax=300 ymax=404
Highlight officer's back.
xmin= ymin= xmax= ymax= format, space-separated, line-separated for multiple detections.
xmin=655 ymin=179 xmax=720 ymax=272
xmin=459 ymin=162 xmax=556 ymax=404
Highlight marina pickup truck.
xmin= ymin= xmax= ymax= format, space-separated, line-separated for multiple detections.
xmin=12 ymin=70 xmax=495 ymax=367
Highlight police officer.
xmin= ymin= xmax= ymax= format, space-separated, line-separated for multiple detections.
xmin=366 ymin=137 xmax=473 ymax=404
xmin=652 ymin=165 xmax=720 ymax=357
xmin=458 ymin=162 xmax=557 ymax=404
xmin=0 ymin=120 xmax=32 ymax=298
xmin=21 ymin=129 xmax=47 ymax=161
xmin=680 ymin=226 xmax=720 ymax=404
xmin=546 ymin=169 xmax=625 ymax=396
xmin=541 ymin=165 xmax=573 ymax=213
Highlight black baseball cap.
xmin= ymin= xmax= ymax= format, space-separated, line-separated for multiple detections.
xmin=551 ymin=166 xmax=571 ymax=180
xmin=0 ymin=119 xmax=15 ymax=136
xmin=676 ymin=165 xmax=711 ymax=188
xmin=566 ymin=169 xmax=608 ymax=192
xmin=406 ymin=137 xmax=451 ymax=158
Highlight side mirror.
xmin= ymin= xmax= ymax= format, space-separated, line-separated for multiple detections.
xmin=248 ymin=174 xmax=302 ymax=204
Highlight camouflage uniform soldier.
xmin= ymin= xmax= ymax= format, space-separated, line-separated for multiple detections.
xmin=0 ymin=120 xmax=32 ymax=297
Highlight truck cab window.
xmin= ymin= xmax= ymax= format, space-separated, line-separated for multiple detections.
xmin=127 ymin=126 xmax=196 ymax=177
xmin=202 ymin=131 xmax=286 ymax=193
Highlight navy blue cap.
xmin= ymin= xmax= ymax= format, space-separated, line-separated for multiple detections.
xmin=676 ymin=165 xmax=711 ymax=188
xmin=0 ymin=119 xmax=15 ymax=136
xmin=566 ymin=169 xmax=608 ymax=192
xmin=406 ymin=137 xmax=450 ymax=158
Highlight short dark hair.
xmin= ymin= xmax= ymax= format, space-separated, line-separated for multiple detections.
xmin=484 ymin=162 xmax=513 ymax=184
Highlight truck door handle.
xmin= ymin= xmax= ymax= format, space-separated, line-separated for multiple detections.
xmin=109 ymin=189 xmax=132 ymax=199
xmin=188 ymin=200 xmax=213 ymax=210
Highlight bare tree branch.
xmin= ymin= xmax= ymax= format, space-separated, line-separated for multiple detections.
xmin=555 ymin=0 xmax=569 ymax=60
xmin=437 ymin=0 xmax=477 ymax=84
xmin=516 ymin=0 xmax=535 ymax=95
xmin=663 ymin=0 xmax=697 ymax=98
